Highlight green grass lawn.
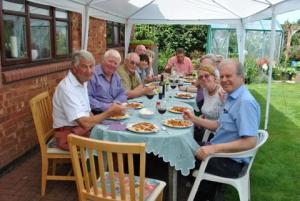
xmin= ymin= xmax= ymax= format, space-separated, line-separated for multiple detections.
xmin=225 ymin=82 xmax=300 ymax=201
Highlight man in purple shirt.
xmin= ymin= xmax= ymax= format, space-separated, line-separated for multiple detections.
xmin=88 ymin=49 xmax=127 ymax=114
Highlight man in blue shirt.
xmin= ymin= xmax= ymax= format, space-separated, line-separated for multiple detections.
xmin=183 ymin=59 xmax=260 ymax=201
xmin=87 ymin=49 xmax=127 ymax=114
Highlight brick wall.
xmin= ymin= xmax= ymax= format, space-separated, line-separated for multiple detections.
xmin=0 ymin=65 xmax=68 ymax=168
xmin=0 ymin=11 xmax=125 ymax=169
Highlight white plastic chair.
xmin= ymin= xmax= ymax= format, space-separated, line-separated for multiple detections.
xmin=201 ymin=129 xmax=214 ymax=143
xmin=188 ymin=130 xmax=269 ymax=201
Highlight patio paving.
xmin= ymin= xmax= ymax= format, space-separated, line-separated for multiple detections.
xmin=0 ymin=149 xmax=192 ymax=201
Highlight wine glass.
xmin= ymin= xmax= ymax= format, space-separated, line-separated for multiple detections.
xmin=146 ymin=93 xmax=155 ymax=100
xmin=157 ymin=100 xmax=167 ymax=119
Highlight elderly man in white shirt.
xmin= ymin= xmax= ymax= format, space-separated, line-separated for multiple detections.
xmin=52 ymin=50 xmax=125 ymax=150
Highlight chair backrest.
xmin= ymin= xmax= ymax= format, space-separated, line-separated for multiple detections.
xmin=30 ymin=91 xmax=54 ymax=153
xmin=68 ymin=134 xmax=146 ymax=201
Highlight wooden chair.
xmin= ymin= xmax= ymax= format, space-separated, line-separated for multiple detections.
xmin=68 ymin=134 xmax=166 ymax=201
xmin=30 ymin=91 xmax=75 ymax=196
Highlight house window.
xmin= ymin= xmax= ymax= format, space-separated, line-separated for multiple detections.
xmin=106 ymin=21 xmax=125 ymax=47
xmin=1 ymin=0 xmax=71 ymax=69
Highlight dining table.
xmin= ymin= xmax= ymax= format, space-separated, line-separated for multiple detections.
xmin=90 ymin=94 xmax=200 ymax=201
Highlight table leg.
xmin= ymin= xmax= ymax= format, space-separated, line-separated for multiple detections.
xmin=168 ymin=166 xmax=177 ymax=201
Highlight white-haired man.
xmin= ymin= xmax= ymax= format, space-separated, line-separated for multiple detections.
xmin=88 ymin=49 xmax=127 ymax=114
xmin=52 ymin=50 xmax=125 ymax=150
xmin=183 ymin=59 xmax=260 ymax=201
xmin=117 ymin=53 xmax=153 ymax=99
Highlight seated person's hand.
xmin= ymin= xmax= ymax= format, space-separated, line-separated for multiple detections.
xmin=195 ymin=145 xmax=216 ymax=160
xmin=143 ymin=86 xmax=154 ymax=95
xmin=106 ymin=103 xmax=126 ymax=116
xmin=182 ymin=110 xmax=194 ymax=121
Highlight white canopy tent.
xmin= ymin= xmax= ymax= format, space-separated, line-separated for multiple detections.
xmin=29 ymin=0 xmax=300 ymax=129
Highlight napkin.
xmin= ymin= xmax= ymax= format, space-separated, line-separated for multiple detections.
xmin=102 ymin=121 xmax=127 ymax=131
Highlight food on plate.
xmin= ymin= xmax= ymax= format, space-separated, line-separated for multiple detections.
xmin=169 ymin=106 xmax=190 ymax=113
xmin=128 ymin=122 xmax=158 ymax=133
xmin=175 ymin=93 xmax=194 ymax=99
xmin=184 ymin=78 xmax=195 ymax=83
xmin=164 ymin=119 xmax=192 ymax=128
xmin=108 ymin=113 xmax=128 ymax=120
xmin=127 ymin=102 xmax=144 ymax=109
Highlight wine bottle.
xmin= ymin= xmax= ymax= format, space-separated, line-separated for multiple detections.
xmin=159 ymin=74 xmax=165 ymax=99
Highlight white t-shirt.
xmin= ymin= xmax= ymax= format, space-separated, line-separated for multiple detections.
xmin=201 ymin=87 xmax=223 ymax=120
xmin=52 ymin=71 xmax=91 ymax=128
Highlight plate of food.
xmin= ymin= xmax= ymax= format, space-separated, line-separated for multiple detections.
xmin=168 ymin=106 xmax=190 ymax=114
xmin=184 ymin=78 xmax=195 ymax=83
xmin=127 ymin=122 xmax=159 ymax=133
xmin=108 ymin=113 xmax=129 ymax=120
xmin=163 ymin=118 xmax=193 ymax=128
xmin=127 ymin=102 xmax=144 ymax=109
xmin=175 ymin=93 xmax=194 ymax=99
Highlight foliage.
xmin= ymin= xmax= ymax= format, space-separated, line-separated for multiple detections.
xmin=134 ymin=24 xmax=208 ymax=56
xmin=190 ymin=50 xmax=204 ymax=60
xmin=192 ymin=58 xmax=201 ymax=70
xmin=283 ymin=67 xmax=297 ymax=76
xmin=129 ymin=39 xmax=155 ymax=46
xmin=244 ymin=58 xmax=260 ymax=84
xmin=272 ymin=66 xmax=282 ymax=80
xmin=157 ymin=49 xmax=173 ymax=73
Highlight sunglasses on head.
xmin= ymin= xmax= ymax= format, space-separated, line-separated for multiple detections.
xmin=199 ymin=74 xmax=211 ymax=79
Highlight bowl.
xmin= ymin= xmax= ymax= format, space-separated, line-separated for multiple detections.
xmin=139 ymin=108 xmax=154 ymax=119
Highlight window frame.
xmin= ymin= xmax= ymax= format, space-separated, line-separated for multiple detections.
xmin=106 ymin=21 xmax=125 ymax=48
xmin=0 ymin=0 xmax=71 ymax=70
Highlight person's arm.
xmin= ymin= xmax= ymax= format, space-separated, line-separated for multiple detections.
xmin=114 ymin=78 xmax=128 ymax=103
xmin=76 ymin=103 xmax=125 ymax=129
xmin=126 ymin=84 xmax=153 ymax=99
xmin=183 ymin=110 xmax=218 ymax=130
xmin=165 ymin=58 xmax=173 ymax=73
xmin=87 ymin=79 xmax=103 ymax=110
xmin=195 ymin=136 xmax=257 ymax=160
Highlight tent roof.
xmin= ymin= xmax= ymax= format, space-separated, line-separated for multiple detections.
xmin=211 ymin=19 xmax=283 ymax=31
xmin=30 ymin=0 xmax=300 ymax=25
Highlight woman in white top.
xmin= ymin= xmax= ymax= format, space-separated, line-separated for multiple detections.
xmin=198 ymin=64 xmax=224 ymax=142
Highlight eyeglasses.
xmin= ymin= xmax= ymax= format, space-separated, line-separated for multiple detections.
xmin=129 ymin=60 xmax=139 ymax=66
xmin=199 ymin=74 xmax=211 ymax=79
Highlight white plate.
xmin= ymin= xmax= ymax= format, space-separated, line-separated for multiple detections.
xmin=163 ymin=118 xmax=193 ymax=128
xmin=127 ymin=102 xmax=144 ymax=109
xmin=168 ymin=106 xmax=190 ymax=114
xmin=175 ymin=93 xmax=194 ymax=99
xmin=108 ymin=113 xmax=129 ymax=120
xmin=127 ymin=122 xmax=159 ymax=133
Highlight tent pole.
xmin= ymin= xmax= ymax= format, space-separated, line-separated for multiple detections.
xmin=237 ymin=21 xmax=246 ymax=64
xmin=125 ymin=22 xmax=133 ymax=57
xmin=264 ymin=7 xmax=276 ymax=130
xmin=82 ymin=5 xmax=90 ymax=50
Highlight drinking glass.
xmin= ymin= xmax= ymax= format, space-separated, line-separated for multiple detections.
xmin=157 ymin=100 xmax=167 ymax=120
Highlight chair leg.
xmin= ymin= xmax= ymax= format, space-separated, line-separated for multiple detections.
xmin=237 ymin=178 xmax=249 ymax=201
xmin=41 ymin=158 xmax=48 ymax=196
xmin=155 ymin=191 xmax=164 ymax=201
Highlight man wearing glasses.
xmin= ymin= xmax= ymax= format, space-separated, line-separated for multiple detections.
xmin=117 ymin=53 xmax=153 ymax=99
